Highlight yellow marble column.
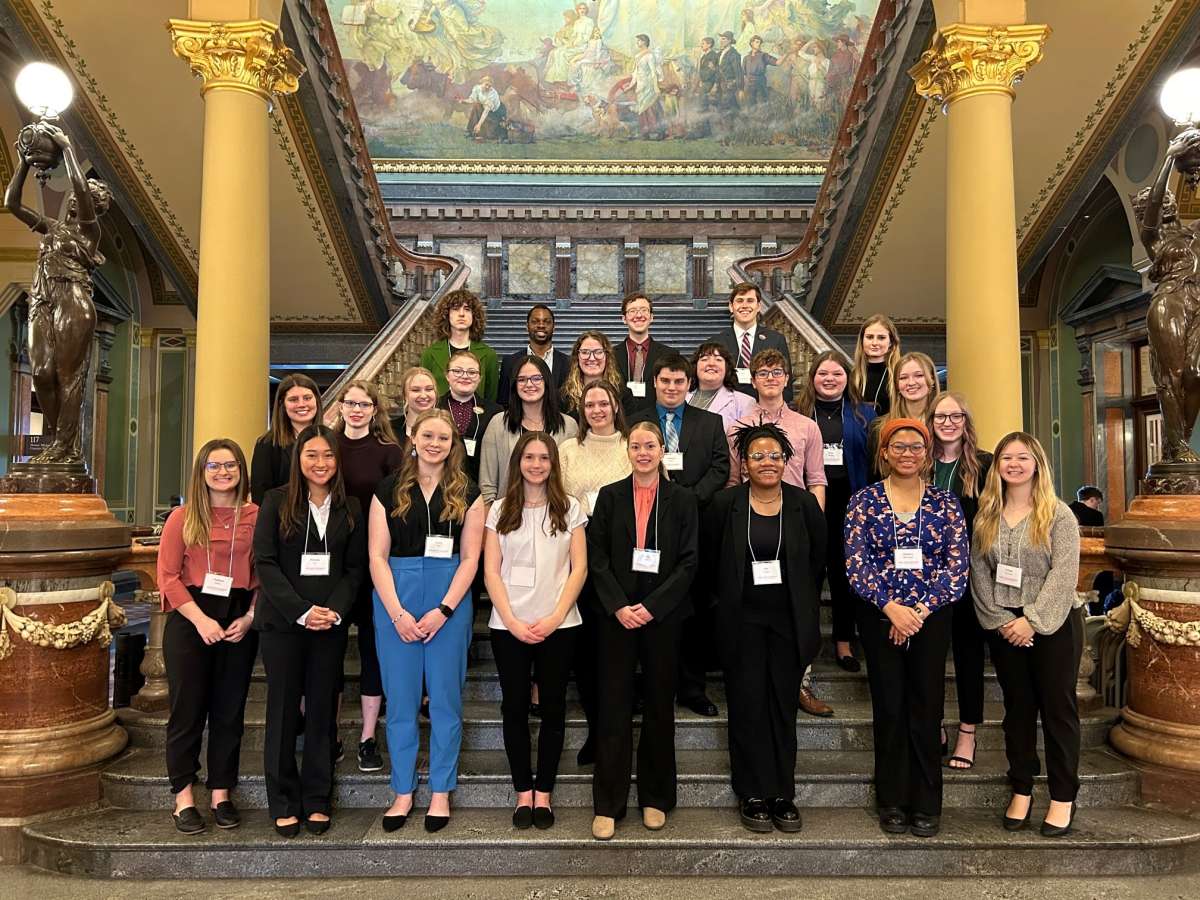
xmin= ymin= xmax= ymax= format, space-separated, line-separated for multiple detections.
xmin=168 ymin=12 xmax=303 ymax=458
xmin=910 ymin=17 xmax=1049 ymax=448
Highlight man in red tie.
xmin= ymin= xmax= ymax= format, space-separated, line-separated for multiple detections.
xmin=615 ymin=291 xmax=675 ymax=412
xmin=708 ymin=283 xmax=794 ymax=403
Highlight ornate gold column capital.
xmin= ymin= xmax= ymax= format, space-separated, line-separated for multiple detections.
xmin=909 ymin=23 xmax=1050 ymax=107
xmin=167 ymin=18 xmax=304 ymax=103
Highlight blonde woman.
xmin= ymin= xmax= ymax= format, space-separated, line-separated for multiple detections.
xmin=971 ymin=432 xmax=1082 ymax=838
xmin=850 ymin=314 xmax=901 ymax=414
xmin=388 ymin=366 xmax=439 ymax=440
xmin=250 ymin=373 xmax=321 ymax=503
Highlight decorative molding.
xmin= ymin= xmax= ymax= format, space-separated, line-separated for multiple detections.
xmin=167 ymin=18 xmax=304 ymax=103
xmin=910 ymin=23 xmax=1050 ymax=107
xmin=386 ymin=205 xmax=811 ymax=223
xmin=374 ymin=159 xmax=828 ymax=177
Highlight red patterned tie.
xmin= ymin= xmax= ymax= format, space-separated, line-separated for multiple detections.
xmin=740 ymin=331 xmax=752 ymax=368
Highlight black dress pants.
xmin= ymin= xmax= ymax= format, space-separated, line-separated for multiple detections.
xmin=573 ymin=589 xmax=601 ymax=738
xmin=822 ymin=478 xmax=857 ymax=644
xmin=260 ymin=626 xmax=349 ymax=819
xmin=594 ymin=611 xmax=682 ymax=818
xmin=951 ymin=588 xmax=987 ymax=724
xmin=722 ymin=619 xmax=802 ymax=800
xmin=989 ymin=608 xmax=1083 ymax=802
xmin=490 ymin=626 xmax=577 ymax=792
xmin=676 ymin=601 xmax=717 ymax=703
xmin=856 ymin=602 xmax=952 ymax=816
xmin=350 ymin=584 xmax=383 ymax=698
xmin=163 ymin=590 xmax=258 ymax=794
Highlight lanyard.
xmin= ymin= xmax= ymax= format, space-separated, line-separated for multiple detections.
xmin=426 ymin=489 xmax=452 ymax=539
xmin=205 ymin=506 xmax=239 ymax=577
xmin=889 ymin=484 xmax=924 ymax=549
xmin=872 ymin=373 xmax=886 ymax=406
xmin=638 ymin=486 xmax=660 ymax=551
xmin=747 ymin=497 xmax=783 ymax=563
xmin=302 ymin=503 xmax=329 ymax=556
xmin=999 ymin=516 xmax=1029 ymax=571
xmin=936 ymin=457 xmax=960 ymax=492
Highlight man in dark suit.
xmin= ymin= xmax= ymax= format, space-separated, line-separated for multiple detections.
xmin=614 ymin=291 xmax=675 ymax=412
xmin=697 ymin=36 xmax=719 ymax=119
xmin=709 ymin=281 xmax=794 ymax=402
xmin=716 ymin=31 xmax=742 ymax=113
xmin=497 ymin=304 xmax=570 ymax=405
xmin=628 ymin=353 xmax=730 ymax=717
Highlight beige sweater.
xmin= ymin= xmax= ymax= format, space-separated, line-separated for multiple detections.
xmin=559 ymin=430 xmax=631 ymax=516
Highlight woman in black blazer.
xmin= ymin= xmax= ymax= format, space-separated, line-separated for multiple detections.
xmin=250 ymin=373 xmax=322 ymax=504
xmin=703 ymin=422 xmax=827 ymax=833
xmin=586 ymin=419 xmax=698 ymax=841
xmin=253 ymin=424 xmax=367 ymax=838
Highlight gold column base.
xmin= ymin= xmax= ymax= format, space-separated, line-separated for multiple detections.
xmin=1110 ymin=707 xmax=1200 ymax=774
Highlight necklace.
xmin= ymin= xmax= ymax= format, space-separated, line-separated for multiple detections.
xmin=750 ymin=490 xmax=782 ymax=505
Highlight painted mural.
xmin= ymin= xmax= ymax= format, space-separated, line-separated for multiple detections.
xmin=330 ymin=0 xmax=881 ymax=166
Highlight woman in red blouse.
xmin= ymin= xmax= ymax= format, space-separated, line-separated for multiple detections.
xmin=157 ymin=438 xmax=259 ymax=835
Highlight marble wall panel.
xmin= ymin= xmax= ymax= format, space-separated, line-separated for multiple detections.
xmin=576 ymin=243 xmax=620 ymax=295
xmin=711 ymin=239 xmax=759 ymax=295
xmin=507 ymin=242 xmax=552 ymax=295
xmin=437 ymin=239 xmax=484 ymax=291
xmin=643 ymin=243 xmax=688 ymax=295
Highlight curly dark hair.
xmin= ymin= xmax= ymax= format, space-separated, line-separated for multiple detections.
xmin=730 ymin=420 xmax=795 ymax=462
xmin=689 ymin=341 xmax=738 ymax=392
xmin=433 ymin=289 xmax=487 ymax=342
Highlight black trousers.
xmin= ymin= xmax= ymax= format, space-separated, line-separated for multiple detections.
xmin=951 ymin=589 xmax=987 ymax=724
xmin=723 ymin=620 xmax=802 ymax=800
xmin=490 ymin=626 xmax=577 ymax=792
xmin=163 ymin=590 xmax=257 ymax=794
xmin=573 ymin=593 xmax=600 ymax=739
xmin=856 ymin=602 xmax=952 ymax=816
xmin=822 ymin=478 xmax=857 ymax=643
xmin=676 ymin=601 xmax=717 ymax=703
xmin=989 ymin=608 xmax=1083 ymax=802
xmin=350 ymin=584 xmax=383 ymax=698
xmin=260 ymin=626 xmax=349 ymax=819
xmin=594 ymin=611 xmax=682 ymax=818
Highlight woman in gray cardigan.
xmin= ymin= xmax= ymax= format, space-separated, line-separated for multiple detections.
xmin=971 ymin=431 xmax=1081 ymax=838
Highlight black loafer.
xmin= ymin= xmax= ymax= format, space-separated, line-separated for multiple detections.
xmin=576 ymin=738 xmax=596 ymax=766
xmin=512 ymin=805 xmax=534 ymax=829
xmin=878 ymin=806 xmax=908 ymax=834
xmin=681 ymin=695 xmax=719 ymax=717
xmin=424 ymin=814 xmax=449 ymax=833
xmin=529 ymin=702 xmax=542 ymax=719
xmin=1041 ymin=803 xmax=1076 ymax=838
xmin=274 ymin=820 xmax=301 ymax=838
xmin=835 ymin=655 xmax=861 ymax=673
xmin=172 ymin=806 xmax=205 ymax=835
xmin=739 ymin=797 xmax=773 ymax=833
xmin=305 ymin=816 xmax=331 ymax=835
xmin=211 ymin=800 xmax=240 ymax=829
xmin=533 ymin=806 xmax=555 ymax=830
xmin=910 ymin=813 xmax=941 ymax=837
xmin=770 ymin=798 xmax=802 ymax=833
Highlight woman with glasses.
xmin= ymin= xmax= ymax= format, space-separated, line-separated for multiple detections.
xmin=845 ymin=418 xmax=968 ymax=838
xmin=703 ymin=422 xmax=825 ymax=833
xmin=158 ymin=439 xmax=258 ymax=834
xmin=687 ymin=341 xmax=755 ymax=430
xmin=250 ymin=373 xmax=321 ymax=503
xmin=388 ymin=366 xmax=439 ymax=441
xmin=438 ymin=348 xmax=502 ymax=482
xmin=560 ymin=330 xmax=635 ymax=419
xmin=479 ymin=355 xmax=578 ymax=504
xmin=850 ymin=314 xmax=901 ymax=415
xmin=927 ymin=392 xmax=992 ymax=772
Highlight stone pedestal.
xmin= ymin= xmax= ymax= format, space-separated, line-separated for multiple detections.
xmin=1105 ymin=494 xmax=1200 ymax=773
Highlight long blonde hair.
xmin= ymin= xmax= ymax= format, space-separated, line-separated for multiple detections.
xmin=332 ymin=379 xmax=400 ymax=445
xmin=973 ymin=432 xmax=1058 ymax=556
xmin=884 ymin=351 xmax=939 ymax=422
xmin=562 ymin=330 xmax=624 ymax=412
xmin=389 ymin=409 xmax=471 ymax=524
xmin=394 ymin=366 xmax=437 ymax=422
xmin=928 ymin=391 xmax=983 ymax=499
xmin=851 ymin=314 xmax=901 ymax=402
xmin=182 ymin=438 xmax=250 ymax=547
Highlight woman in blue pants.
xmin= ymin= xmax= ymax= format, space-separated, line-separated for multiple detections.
xmin=369 ymin=409 xmax=485 ymax=832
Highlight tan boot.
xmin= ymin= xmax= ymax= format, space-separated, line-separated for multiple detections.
xmin=592 ymin=815 xmax=615 ymax=840
xmin=642 ymin=807 xmax=666 ymax=830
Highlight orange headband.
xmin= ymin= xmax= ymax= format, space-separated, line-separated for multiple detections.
xmin=879 ymin=417 xmax=930 ymax=448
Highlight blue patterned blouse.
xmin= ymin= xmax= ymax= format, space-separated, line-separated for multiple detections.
xmin=844 ymin=481 xmax=969 ymax=611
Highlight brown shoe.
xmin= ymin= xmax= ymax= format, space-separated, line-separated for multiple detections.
xmin=592 ymin=815 xmax=615 ymax=840
xmin=799 ymin=687 xmax=834 ymax=717
xmin=642 ymin=807 xmax=667 ymax=830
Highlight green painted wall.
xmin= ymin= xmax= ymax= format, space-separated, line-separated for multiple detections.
xmin=1055 ymin=324 xmax=1085 ymax=498
xmin=103 ymin=320 xmax=132 ymax=512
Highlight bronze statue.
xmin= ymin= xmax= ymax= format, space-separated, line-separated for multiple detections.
xmin=1133 ymin=128 xmax=1200 ymax=467
xmin=4 ymin=121 xmax=110 ymax=467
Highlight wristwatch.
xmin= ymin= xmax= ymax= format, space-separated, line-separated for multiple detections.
xmin=438 ymin=603 xmax=454 ymax=619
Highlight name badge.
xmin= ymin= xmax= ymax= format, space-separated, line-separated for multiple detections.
xmin=736 ymin=367 xmax=753 ymax=384
xmin=586 ymin=489 xmax=599 ymax=512
xmin=464 ymin=438 xmax=477 ymax=457
xmin=894 ymin=547 xmax=923 ymax=570
xmin=627 ymin=381 xmax=647 ymax=398
xmin=664 ymin=452 xmax=684 ymax=471
xmin=509 ymin=565 xmax=537 ymax=588
xmin=823 ymin=445 xmax=844 ymax=466
xmin=425 ymin=535 xmax=453 ymax=558
xmin=632 ymin=548 xmax=661 ymax=574
xmin=300 ymin=553 xmax=331 ymax=577
xmin=752 ymin=560 xmax=783 ymax=585
xmin=201 ymin=572 xmax=233 ymax=597
xmin=996 ymin=563 xmax=1023 ymax=588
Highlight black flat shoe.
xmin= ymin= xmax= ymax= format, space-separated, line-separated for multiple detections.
xmin=172 ymin=806 xmax=205 ymax=835
xmin=512 ymin=805 xmax=533 ymax=829
xmin=739 ymin=797 xmax=773 ymax=833
xmin=528 ymin=702 xmax=542 ymax=719
xmin=274 ymin=820 xmax=301 ymax=838
xmin=835 ymin=654 xmax=861 ymax=673
xmin=533 ymin=806 xmax=555 ymax=830
xmin=1041 ymin=803 xmax=1076 ymax=838
xmin=910 ymin=813 xmax=940 ymax=837
xmin=878 ymin=806 xmax=908 ymax=834
xmin=681 ymin=695 xmax=719 ymax=717
xmin=770 ymin=798 xmax=802 ymax=833
xmin=424 ymin=814 xmax=450 ymax=833
xmin=211 ymin=800 xmax=240 ymax=829
xmin=576 ymin=738 xmax=596 ymax=767
xmin=382 ymin=813 xmax=408 ymax=832
xmin=305 ymin=816 xmax=331 ymax=835
xmin=1003 ymin=794 xmax=1033 ymax=831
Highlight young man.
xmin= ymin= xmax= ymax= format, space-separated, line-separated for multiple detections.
xmin=497 ymin=304 xmax=570 ymax=404
xmin=709 ymin=282 xmax=794 ymax=401
xmin=1069 ymin=485 xmax=1105 ymax=527
xmin=438 ymin=348 xmax=502 ymax=482
xmin=615 ymin=291 xmax=675 ymax=411
xmin=418 ymin=288 xmax=500 ymax=403
xmin=629 ymin=353 xmax=730 ymax=718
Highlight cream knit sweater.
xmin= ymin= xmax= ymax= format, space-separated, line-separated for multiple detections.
xmin=559 ymin=430 xmax=632 ymax=516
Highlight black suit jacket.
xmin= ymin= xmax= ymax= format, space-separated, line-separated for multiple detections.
xmin=252 ymin=488 xmax=367 ymax=632
xmin=710 ymin=325 xmax=794 ymax=402
xmin=497 ymin=348 xmax=570 ymax=407
xmin=628 ymin=404 xmax=730 ymax=505
xmin=614 ymin=337 xmax=676 ymax=412
xmin=702 ymin=482 xmax=826 ymax=663
xmin=436 ymin=393 xmax=502 ymax=482
xmin=587 ymin=475 xmax=698 ymax=622
xmin=250 ymin=435 xmax=291 ymax=505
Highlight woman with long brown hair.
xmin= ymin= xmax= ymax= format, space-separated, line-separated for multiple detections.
xmin=560 ymin=330 xmax=635 ymax=417
xmin=484 ymin=432 xmax=588 ymax=830
xmin=250 ymin=373 xmax=321 ymax=503
xmin=850 ymin=314 xmax=901 ymax=414
xmin=158 ymin=438 xmax=258 ymax=834
xmin=418 ymin=288 xmax=500 ymax=402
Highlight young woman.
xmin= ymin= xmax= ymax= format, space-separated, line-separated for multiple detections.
xmin=333 ymin=380 xmax=404 ymax=773
xmin=484 ymin=433 xmax=588 ymax=830
xmin=369 ymin=409 xmax=486 ymax=833
xmin=586 ymin=421 xmax=699 ymax=841
xmin=253 ymin=425 xmax=367 ymax=837
xmin=687 ymin=341 xmax=756 ymax=430
xmin=479 ymin=355 xmax=578 ymax=503
xmin=389 ymin=366 xmax=439 ymax=441
xmin=560 ymin=330 xmax=635 ymax=418
xmin=851 ymin=314 xmax=901 ymax=415
xmin=438 ymin=348 xmax=502 ymax=483
xmin=885 ymin=352 xmax=940 ymax=423
xmin=794 ymin=351 xmax=877 ymax=671
xmin=845 ymin=418 xmax=968 ymax=838
xmin=927 ymin=392 xmax=992 ymax=771
xmin=158 ymin=439 xmax=258 ymax=835
xmin=972 ymin=432 xmax=1082 ymax=838
xmin=250 ymin=373 xmax=321 ymax=503
xmin=418 ymin=288 xmax=500 ymax=402
xmin=703 ymin=423 xmax=826 ymax=833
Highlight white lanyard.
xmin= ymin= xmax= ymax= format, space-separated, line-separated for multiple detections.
xmin=201 ymin=506 xmax=239 ymax=597
xmin=747 ymin=496 xmax=784 ymax=585
xmin=424 ymin=489 xmax=454 ymax=558
xmin=205 ymin=506 xmax=239 ymax=578
xmin=631 ymin=484 xmax=661 ymax=573
xmin=872 ymin=374 xmax=886 ymax=406
xmin=997 ymin=516 xmax=1028 ymax=588
xmin=300 ymin=504 xmax=331 ymax=576
xmin=937 ymin=457 xmax=960 ymax=492
xmin=889 ymin=483 xmax=924 ymax=570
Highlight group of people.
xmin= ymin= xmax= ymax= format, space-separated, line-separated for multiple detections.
xmin=157 ymin=285 xmax=1085 ymax=844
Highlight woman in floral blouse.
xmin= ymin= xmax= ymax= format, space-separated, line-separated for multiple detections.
xmin=844 ymin=417 xmax=968 ymax=839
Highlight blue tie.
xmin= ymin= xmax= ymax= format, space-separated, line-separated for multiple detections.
xmin=665 ymin=410 xmax=679 ymax=452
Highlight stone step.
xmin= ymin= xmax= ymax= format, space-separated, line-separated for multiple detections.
xmin=23 ymin=805 xmax=1200 ymax=879
xmin=99 ymin=747 xmax=1139 ymax=811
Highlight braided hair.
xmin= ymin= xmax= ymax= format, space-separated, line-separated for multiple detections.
xmin=730 ymin=420 xmax=796 ymax=462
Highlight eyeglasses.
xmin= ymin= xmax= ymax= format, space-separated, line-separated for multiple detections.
xmin=933 ymin=412 xmax=965 ymax=424
xmin=516 ymin=375 xmax=545 ymax=386
xmin=625 ymin=306 xmax=651 ymax=316
xmin=887 ymin=443 xmax=927 ymax=456
xmin=341 ymin=399 xmax=375 ymax=410
xmin=748 ymin=451 xmax=785 ymax=462
xmin=578 ymin=349 xmax=606 ymax=360
xmin=753 ymin=368 xmax=788 ymax=379
xmin=205 ymin=461 xmax=240 ymax=473
xmin=448 ymin=367 xmax=480 ymax=378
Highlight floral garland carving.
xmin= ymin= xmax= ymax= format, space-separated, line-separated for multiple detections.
xmin=1106 ymin=582 xmax=1200 ymax=648
xmin=0 ymin=583 xmax=127 ymax=661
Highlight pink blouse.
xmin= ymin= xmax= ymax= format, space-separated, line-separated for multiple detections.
xmin=157 ymin=503 xmax=259 ymax=611
xmin=633 ymin=480 xmax=658 ymax=549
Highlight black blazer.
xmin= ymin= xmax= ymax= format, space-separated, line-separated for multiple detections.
xmin=628 ymin=404 xmax=730 ymax=505
xmin=709 ymin=325 xmax=794 ymax=402
xmin=952 ymin=450 xmax=992 ymax=536
xmin=250 ymin=435 xmax=291 ymax=505
xmin=587 ymin=475 xmax=698 ymax=622
xmin=436 ymin=393 xmax=502 ymax=482
xmin=497 ymin=349 xmax=570 ymax=406
xmin=702 ymin=482 xmax=826 ymax=663
xmin=252 ymin=488 xmax=367 ymax=632
xmin=614 ymin=337 xmax=676 ymax=411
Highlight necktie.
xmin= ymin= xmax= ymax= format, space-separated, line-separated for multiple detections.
xmin=665 ymin=410 xmax=679 ymax=452
xmin=633 ymin=343 xmax=646 ymax=382
xmin=739 ymin=331 xmax=752 ymax=367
